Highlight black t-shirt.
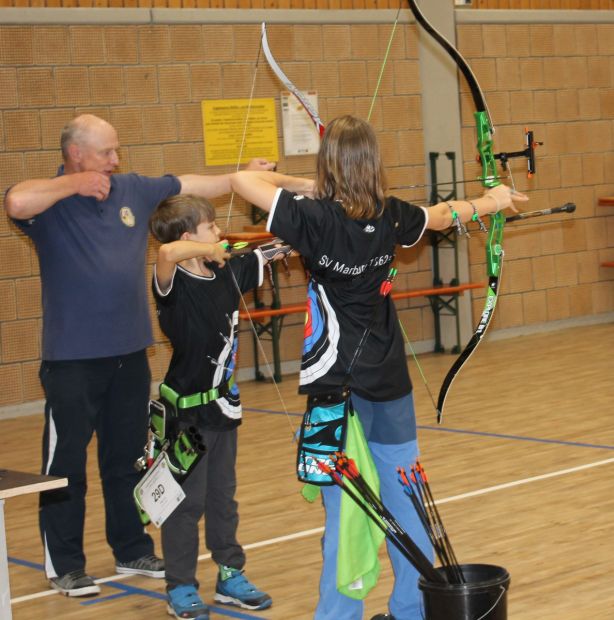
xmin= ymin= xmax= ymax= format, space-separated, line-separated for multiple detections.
xmin=268 ymin=190 xmax=427 ymax=401
xmin=152 ymin=253 xmax=262 ymax=431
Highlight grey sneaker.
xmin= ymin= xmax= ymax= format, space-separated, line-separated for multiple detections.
xmin=49 ymin=569 xmax=101 ymax=597
xmin=115 ymin=553 xmax=164 ymax=578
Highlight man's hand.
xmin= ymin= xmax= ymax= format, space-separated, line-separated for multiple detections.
xmin=5 ymin=171 xmax=112 ymax=219
xmin=245 ymin=158 xmax=277 ymax=172
xmin=74 ymin=171 xmax=111 ymax=202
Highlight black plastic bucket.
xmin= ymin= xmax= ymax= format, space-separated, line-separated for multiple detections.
xmin=419 ymin=563 xmax=510 ymax=620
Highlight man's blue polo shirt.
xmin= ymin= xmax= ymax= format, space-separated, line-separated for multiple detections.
xmin=14 ymin=168 xmax=181 ymax=361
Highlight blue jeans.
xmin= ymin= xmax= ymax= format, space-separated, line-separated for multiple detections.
xmin=314 ymin=393 xmax=433 ymax=620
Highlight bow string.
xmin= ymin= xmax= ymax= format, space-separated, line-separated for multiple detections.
xmin=220 ymin=27 xmax=298 ymax=437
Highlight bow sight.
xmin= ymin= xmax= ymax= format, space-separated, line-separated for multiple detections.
xmin=491 ymin=129 xmax=543 ymax=179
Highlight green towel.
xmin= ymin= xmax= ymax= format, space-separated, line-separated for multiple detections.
xmin=301 ymin=482 xmax=321 ymax=503
xmin=336 ymin=411 xmax=385 ymax=599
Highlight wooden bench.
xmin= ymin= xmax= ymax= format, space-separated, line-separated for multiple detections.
xmin=239 ymin=282 xmax=484 ymax=381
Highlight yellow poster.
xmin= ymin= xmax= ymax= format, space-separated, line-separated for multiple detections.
xmin=202 ymin=98 xmax=279 ymax=166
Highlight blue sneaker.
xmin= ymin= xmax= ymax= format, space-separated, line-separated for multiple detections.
xmin=167 ymin=584 xmax=209 ymax=619
xmin=214 ymin=566 xmax=272 ymax=610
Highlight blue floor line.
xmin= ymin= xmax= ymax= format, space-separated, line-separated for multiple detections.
xmin=81 ymin=590 xmax=138 ymax=603
xmin=81 ymin=580 xmax=166 ymax=603
xmin=417 ymin=424 xmax=614 ymax=450
xmin=245 ymin=407 xmax=302 ymax=417
xmin=243 ymin=406 xmax=614 ymax=451
xmin=193 ymin=605 xmax=271 ymax=619
xmin=8 ymin=556 xmax=44 ymax=570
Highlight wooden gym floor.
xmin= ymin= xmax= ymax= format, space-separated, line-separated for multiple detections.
xmin=3 ymin=321 xmax=614 ymax=620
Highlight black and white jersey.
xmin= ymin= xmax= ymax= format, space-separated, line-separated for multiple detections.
xmin=268 ymin=189 xmax=428 ymax=401
xmin=153 ymin=253 xmax=262 ymax=431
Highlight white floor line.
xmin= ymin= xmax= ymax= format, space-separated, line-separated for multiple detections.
xmin=11 ymin=589 xmax=63 ymax=603
xmin=197 ymin=525 xmax=326 ymax=562
xmin=436 ymin=456 xmax=614 ymax=504
xmin=11 ymin=457 xmax=614 ymax=606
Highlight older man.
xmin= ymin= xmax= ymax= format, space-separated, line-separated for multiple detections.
xmin=5 ymin=114 xmax=273 ymax=597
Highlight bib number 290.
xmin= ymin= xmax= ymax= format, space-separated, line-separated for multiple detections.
xmin=135 ymin=454 xmax=185 ymax=527
xmin=152 ymin=484 xmax=165 ymax=502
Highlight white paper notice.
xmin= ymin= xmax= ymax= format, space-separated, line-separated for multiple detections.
xmin=281 ymin=90 xmax=320 ymax=157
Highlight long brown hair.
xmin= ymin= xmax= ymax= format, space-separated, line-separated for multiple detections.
xmin=314 ymin=115 xmax=387 ymax=220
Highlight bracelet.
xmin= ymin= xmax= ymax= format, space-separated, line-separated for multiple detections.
xmin=468 ymin=200 xmax=487 ymax=232
xmin=445 ymin=202 xmax=468 ymax=237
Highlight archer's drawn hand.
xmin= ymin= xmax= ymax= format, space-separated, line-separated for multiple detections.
xmin=302 ymin=179 xmax=315 ymax=198
xmin=210 ymin=240 xmax=231 ymax=267
xmin=245 ymin=158 xmax=277 ymax=172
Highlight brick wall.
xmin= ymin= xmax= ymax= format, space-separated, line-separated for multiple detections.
xmin=0 ymin=21 xmax=430 ymax=407
xmin=457 ymin=22 xmax=614 ymax=330
xmin=0 ymin=16 xmax=613 ymax=408
xmin=0 ymin=1 xmax=613 ymax=9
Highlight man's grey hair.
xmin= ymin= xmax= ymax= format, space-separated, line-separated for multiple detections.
xmin=60 ymin=118 xmax=87 ymax=161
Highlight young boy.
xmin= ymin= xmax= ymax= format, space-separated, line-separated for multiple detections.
xmin=149 ymin=194 xmax=275 ymax=620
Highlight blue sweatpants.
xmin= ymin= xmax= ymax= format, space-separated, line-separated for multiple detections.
xmin=314 ymin=392 xmax=433 ymax=620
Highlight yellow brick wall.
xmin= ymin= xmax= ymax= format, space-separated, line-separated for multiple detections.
xmin=0 ymin=18 xmax=613 ymax=407
xmin=0 ymin=21 xmax=426 ymax=406
xmin=459 ymin=22 xmax=614 ymax=330
xmin=0 ymin=1 xmax=612 ymax=8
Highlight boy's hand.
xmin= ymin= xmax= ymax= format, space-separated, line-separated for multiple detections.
xmin=210 ymin=240 xmax=231 ymax=267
